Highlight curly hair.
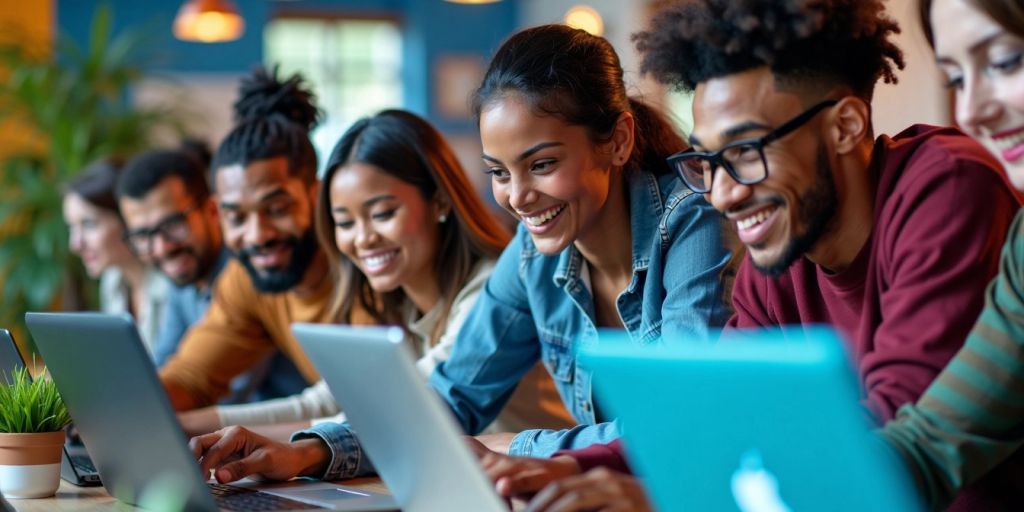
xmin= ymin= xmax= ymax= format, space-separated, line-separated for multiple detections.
xmin=635 ymin=0 xmax=905 ymax=100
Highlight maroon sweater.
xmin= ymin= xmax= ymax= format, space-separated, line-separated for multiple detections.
xmin=561 ymin=126 xmax=1019 ymax=486
xmin=728 ymin=124 xmax=1017 ymax=422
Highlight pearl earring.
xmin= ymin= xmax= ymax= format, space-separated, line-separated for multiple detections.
xmin=438 ymin=214 xmax=447 ymax=223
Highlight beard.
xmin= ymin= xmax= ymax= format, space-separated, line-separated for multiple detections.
xmin=752 ymin=143 xmax=839 ymax=277
xmin=158 ymin=241 xmax=217 ymax=287
xmin=157 ymin=247 xmax=202 ymax=287
xmin=236 ymin=228 xmax=319 ymax=293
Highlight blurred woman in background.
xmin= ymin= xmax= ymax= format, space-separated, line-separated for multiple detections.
xmin=63 ymin=157 xmax=170 ymax=357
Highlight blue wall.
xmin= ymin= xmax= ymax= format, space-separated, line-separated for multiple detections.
xmin=57 ymin=0 xmax=518 ymax=132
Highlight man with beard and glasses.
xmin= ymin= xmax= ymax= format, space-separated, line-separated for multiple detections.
xmin=474 ymin=1 xmax=1022 ymax=510
xmin=159 ymin=67 xmax=346 ymax=413
xmin=117 ymin=143 xmax=308 ymax=405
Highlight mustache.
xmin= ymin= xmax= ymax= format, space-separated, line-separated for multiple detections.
xmin=238 ymin=237 xmax=299 ymax=259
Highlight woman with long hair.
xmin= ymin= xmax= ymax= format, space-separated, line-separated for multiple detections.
xmin=179 ymin=109 xmax=573 ymax=436
xmin=189 ymin=24 xmax=731 ymax=486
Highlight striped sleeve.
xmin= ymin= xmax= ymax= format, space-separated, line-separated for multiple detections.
xmin=881 ymin=209 xmax=1024 ymax=510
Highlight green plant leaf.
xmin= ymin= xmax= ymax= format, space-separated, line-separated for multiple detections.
xmin=0 ymin=1 xmax=184 ymax=334
xmin=0 ymin=367 xmax=70 ymax=433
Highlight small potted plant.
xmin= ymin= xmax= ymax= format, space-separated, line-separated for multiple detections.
xmin=0 ymin=366 xmax=72 ymax=499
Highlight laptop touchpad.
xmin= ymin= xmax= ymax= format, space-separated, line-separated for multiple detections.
xmin=290 ymin=488 xmax=370 ymax=501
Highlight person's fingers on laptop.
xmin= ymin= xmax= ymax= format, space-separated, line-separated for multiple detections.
xmin=195 ymin=426 xmax=263 ymax=480
xmin=480 ymin=452 xmax=527 ymax=495
xmin=482 ymin=453 xmax=582 ymax=498
xmin=189 ymin=430 xmax=225 ymax=460
xmin=486 ymin=456 xmax=547 ymax=497
xmin=502 ymin=469 xmax=563 ymax=498
xmin=525 ymin=467 xmax=652 ymax=512
xmin=213 ymin=452 xmax=269 ymax=484
xmin=188 ymin=430 xmax=228 ymax=481
xmin=215 ymin=438 xmax=329 ymax=483
xmin=480 ymin=450 xmax=513 ymax=476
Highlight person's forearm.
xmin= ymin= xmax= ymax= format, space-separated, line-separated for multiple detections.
xmin=179 ymin=406 xmax=223 ymax=436
xmin=292 ymin=438 xmax=332 ymax=478
xmin=292 ymin=422 xmax=378 ymax=480
xmin=476 ymin=432 xmax=517 ymax=454
xmin=880 ymin=408 xmax=959 ymax=510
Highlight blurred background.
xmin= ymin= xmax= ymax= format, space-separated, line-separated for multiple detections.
xmin=0 ymin=0 xmax=946 ymax=352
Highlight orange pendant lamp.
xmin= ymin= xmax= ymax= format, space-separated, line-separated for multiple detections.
xmin=173 ymin=0 xmax=245 ymax=43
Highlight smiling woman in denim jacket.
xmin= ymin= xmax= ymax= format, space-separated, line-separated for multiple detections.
xmin=189 ymin=24 xmax=733 ymax=484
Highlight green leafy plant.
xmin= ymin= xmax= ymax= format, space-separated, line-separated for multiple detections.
xmin=0 ymin=4 xmax=183 ymax=339
xmin=0 ymin=366 xmax=72 ymax=433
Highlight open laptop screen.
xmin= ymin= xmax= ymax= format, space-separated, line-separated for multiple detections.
xmin=581 ymin=326 xmax=922 ymax=512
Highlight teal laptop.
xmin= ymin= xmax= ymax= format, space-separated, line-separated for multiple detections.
xmin=580 ymin=326 xmax=922 ymax=512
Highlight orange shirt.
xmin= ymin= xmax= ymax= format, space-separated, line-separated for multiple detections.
xmin=160 ymin=258 xmax=335 ymax=408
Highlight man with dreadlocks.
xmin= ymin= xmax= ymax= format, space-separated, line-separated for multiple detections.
xmin=475 ymin=1 xmax=1021 ymax=510
xmin=159 ymin=66 xmax=341 ymax=415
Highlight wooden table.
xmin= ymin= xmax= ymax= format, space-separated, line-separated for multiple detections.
xmin=5 ymin=477 xmax=389 ymax=511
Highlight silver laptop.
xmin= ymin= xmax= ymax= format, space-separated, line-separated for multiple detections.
xmin=0 ymin=327 xmax=101 ymax=487
xmin=293 ymin=323 xmax=508 ymax=512
xmin=25 ymin=312 xmax=397 ymax=511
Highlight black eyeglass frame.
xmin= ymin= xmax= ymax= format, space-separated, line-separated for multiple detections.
xmin=123 ymin=204 xmax=199 ymax=256
xmin=667 ymin=99 xmax=839 ymax=194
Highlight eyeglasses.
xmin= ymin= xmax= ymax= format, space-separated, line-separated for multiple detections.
xmin=667 ymin=100 xmax=839 ymax=194
xmin=123 ymin=205 xmax=198 ymax=256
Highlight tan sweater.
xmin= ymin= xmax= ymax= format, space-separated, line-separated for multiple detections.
xmin=160 ymin=259 xmax=334 ymax=408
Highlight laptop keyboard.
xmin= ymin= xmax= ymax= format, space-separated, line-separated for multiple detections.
xmin=208 ymin=483 xmax=325 ymax=511
xmin=69 ymin=454 xmax=97 ymax=473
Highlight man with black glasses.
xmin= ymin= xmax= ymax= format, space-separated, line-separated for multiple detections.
xmin=477 ymin=1 xmax=1022 ymax=509
xmin=118 ymin=145 xmax=306 ymax=404
xmin=650 ymin=2 xmax=1016 ymax=424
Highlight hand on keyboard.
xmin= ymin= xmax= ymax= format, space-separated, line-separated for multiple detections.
xmin=189 ymin=425 xmax=332 ymax=484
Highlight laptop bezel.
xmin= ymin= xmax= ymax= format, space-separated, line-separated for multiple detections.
xmin=292 ymin=323 xmax=508 ymax=512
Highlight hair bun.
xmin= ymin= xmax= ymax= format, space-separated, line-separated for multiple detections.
xmin=232 ymin=65 xmax=321 ymax=131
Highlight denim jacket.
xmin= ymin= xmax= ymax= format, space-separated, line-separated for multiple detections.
xmin=295 ymin=170 xmax=732 ymax=480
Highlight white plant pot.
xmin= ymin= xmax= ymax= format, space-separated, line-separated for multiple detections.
xmin=0 ymin=431 xmax=65 ymax=499
xmin=0 ymin=463 xmax=61 ymax=499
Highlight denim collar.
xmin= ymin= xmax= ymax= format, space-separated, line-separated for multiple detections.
xmin=552 ymin=171 xmax=666 ymax=289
